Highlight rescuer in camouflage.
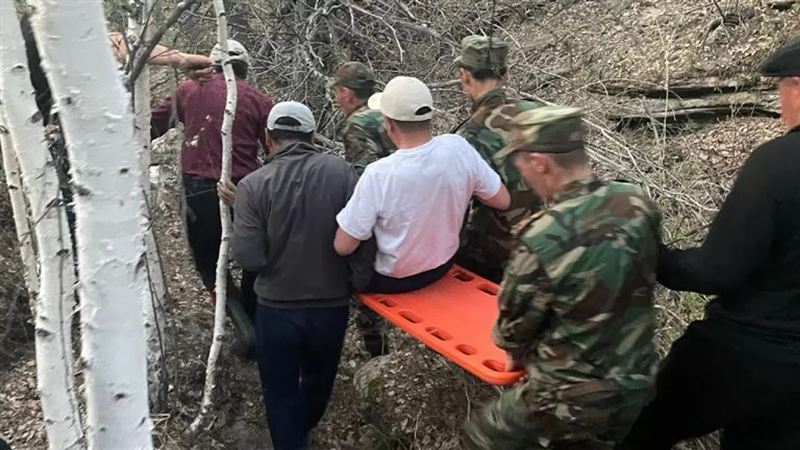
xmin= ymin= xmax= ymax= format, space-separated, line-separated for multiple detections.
xmin=331 ymin=62 xmax=396 ymax=175
xmin=463 ymin=107 xmax=661 ymax=450
xmin=454 ymin=35 xmax=544 ymax=282
xmin=331 ymin=62 xmax=395 ymax=357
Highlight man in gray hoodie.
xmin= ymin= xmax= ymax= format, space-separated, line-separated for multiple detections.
xmin=231 ymin=101 xmax=358 ymax=450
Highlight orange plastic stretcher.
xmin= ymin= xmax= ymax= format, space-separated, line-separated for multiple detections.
xmin=357 ymin=265 xmax=524 ymax=385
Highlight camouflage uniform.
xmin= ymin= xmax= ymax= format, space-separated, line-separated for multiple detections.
xmin=463 ymin=107 xmax=661 ymax=450
xmin=341 ymin=104 xmax=395 ymax=175
xmin=454 ymin=36 xmax=543 ymax=282
xmin=331 ymin=62 xmax=396 ymax=356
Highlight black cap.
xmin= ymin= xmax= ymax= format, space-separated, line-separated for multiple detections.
xmin=760 ymin=38 xmax=800 ymax=77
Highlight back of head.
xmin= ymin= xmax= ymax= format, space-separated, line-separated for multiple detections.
xmin=368 ymin=76 xmax=434 ymax=137
xmin=455 ymin=35 xmax=509 ymax=80
xmin=267 ymin=101 xmax=316 ymax=145
xmin=210 ymin=39 xmax=250 ymax=78
xmin=330 ymin=61 xmax=377 ymax=101
xmin=760 ymin=38 xmax=800 ymax=129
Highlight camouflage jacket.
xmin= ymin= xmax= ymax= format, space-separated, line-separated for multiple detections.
xmin=341 ymin=104 xmax=395 ymax=175
xmin=455 ymin=89 xmax=543 ymax=267
xmin=494 ymin=175 xmax=660 ymax=391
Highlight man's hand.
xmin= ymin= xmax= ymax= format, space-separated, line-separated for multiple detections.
xmin=217 ymin=180 xmax=237 ymax=206
xmin=186 ymin=66 xmax=214 ymax=82
xmin=176 ymin=53 xmax=214 ymax=82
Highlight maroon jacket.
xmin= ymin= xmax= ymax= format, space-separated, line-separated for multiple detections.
xmin=151 ymin=73 xmax=273 ymax=180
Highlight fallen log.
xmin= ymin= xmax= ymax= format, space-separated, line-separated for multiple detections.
xmin=610 ymin=91 xmax=780 ymax=129
xmin=768 ymin=0 xmax=798 ymax=11
xmin=587 ymin=77 xmax=770 ymax=98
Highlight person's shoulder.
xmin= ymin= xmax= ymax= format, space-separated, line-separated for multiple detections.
xmin=435 ymin=133 xmax=473 ymax=149
xmin=603 ymin=182 xmax=661 ymax=224
xmin=318 ymin=151 xmax=351 ymax=169
xmin=351 ymin=108 xmax=382 ymax=122
xmin=237 ymin=168 xmax=264 ymax=196
xmin=507 ymin=99 xmax=544 ymax=112
xmin=347 ymin=109 xmax=382 ymax=132
xmin=748 ymin=129 xmax=800 ymax=166
xmin=242 ymin=162 xmax=275 ymax=182
xmin=516 ymin=210 xmax=561 ymax=262
xmin=239 ymin=80 xmax=272 ymax=102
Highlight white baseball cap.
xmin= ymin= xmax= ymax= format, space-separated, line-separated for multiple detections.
xmin=210 ymin=39 xmax=251 ymax=66
xmin=268 ymin=101 xmax=316 ymax=133
xmin=367 ymin=76 xmax=433 ymax=122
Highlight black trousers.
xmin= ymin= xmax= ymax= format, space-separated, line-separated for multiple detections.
xmin=255 ymin=304 xmax=349 ymax=450
xmin=618 ymin=320 xmax=800 ymax=450
xmin=349 ymin=238 xmax=454 ymax=294
xmin=368 ymin=257 xmax=455 ymax=293
xmin=183 ymin=175 xmax=257 ymax=328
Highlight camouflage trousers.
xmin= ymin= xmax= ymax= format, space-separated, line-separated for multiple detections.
xmin=462 ymin=378 xmax=652 ymax=450
xmin=456 ymin=243 xmax=506 ymax=284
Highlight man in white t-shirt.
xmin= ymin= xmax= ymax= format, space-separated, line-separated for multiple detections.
xmin=334 ymin=76 xmax=511 ymax=293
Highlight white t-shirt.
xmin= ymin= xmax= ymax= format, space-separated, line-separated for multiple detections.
xmin=336 ymin=134 xmax=502 ymax=278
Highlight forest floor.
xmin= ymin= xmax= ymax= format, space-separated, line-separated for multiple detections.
xmin=1 ymin=0 xmax=799 ymax=449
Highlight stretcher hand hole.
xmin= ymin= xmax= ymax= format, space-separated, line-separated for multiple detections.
xmin=425 ymin=327 xmax=453 ymax=341
xmin=456 ymin=344 xmax=477 ymax=355
xmin=477 ymin=284 xmax=498 ymax=296
xmin=453 ymin=270 xmax=474 ymax=282
xmin=482 ymin=359 xmax=505 ymax=372
xmin=378 ymin=298 xmax=398 ymax=308
xmin=399 ymin=310 xmax=423 ymax=324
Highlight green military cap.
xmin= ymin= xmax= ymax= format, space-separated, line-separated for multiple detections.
xmin=454 ymin=35 xmax=509 ymax=71
xmin=760 ymin=38 xmax=800 ymax=77
xmin=493 ymin=106 xmax=585 ymax=163
xmin=329 ymin=61 xmax=376 ymax=90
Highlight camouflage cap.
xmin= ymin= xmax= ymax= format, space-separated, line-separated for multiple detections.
xmin=454 ymin=35 xmax=509 ymax=71
xmin=760 ymin=38 xmax=800 ymax=77
xmin=493 ymin=106 xmax=585 ymax=163
xmin=329 ymin=61 xmax=376 ymax=90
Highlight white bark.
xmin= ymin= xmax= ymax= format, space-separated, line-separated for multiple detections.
xmin=0 ymin=110 xmax=39 ymax=301
xmin=0 ymin=4 xmax=83 ymax=449
xmin=126 ymin=0 xmax=169 ymax=412
xmin=28 ymin=1 xmax=153 ymax=448
xmin=188 ymin=0 xmax=238 ymax=436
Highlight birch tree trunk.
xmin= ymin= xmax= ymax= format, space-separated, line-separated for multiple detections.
xmin=188 ymin=0 xmax=237 ymax=436
xmin=0 ymin=110 xmax=39 ymax=302
xmin=126 ymin=0 xmax=169 ymax=412
xmin=0 ymin=4 xmax=83 ymax=449
xmin=28 ymin=1 xmax=154 ymax=448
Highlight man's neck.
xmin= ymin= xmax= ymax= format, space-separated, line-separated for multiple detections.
xmin=549 ymin=167 xmax=593 ymax=200
xmin=471 ymin=80 xmax=502 ymax=102
xmin=395 ymin=133 xmax=433 ymax=150
xmin=344 ymin=100 xmax=367 ymax=116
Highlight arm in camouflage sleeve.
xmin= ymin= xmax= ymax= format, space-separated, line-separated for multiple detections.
xmin=492 ymin=245 xmax=554 ymax=363
xmin=342 ymin=123 xmax=383 ymax=175
xmin=458 ymin=125 xmax=502 ymax=172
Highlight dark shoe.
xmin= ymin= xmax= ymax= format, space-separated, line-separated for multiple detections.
xmin=363 ymin=333 xmax=389 ymax=359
